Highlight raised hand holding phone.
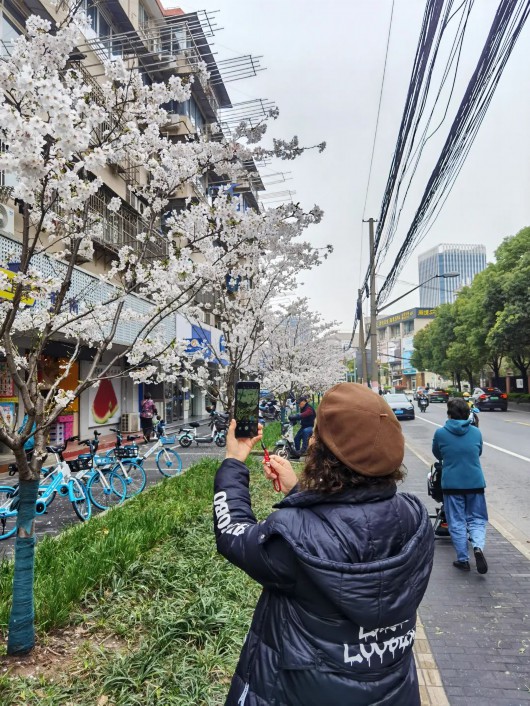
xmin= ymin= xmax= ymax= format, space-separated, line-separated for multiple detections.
xmin=225 ymin=419 xmax=262 ymax=463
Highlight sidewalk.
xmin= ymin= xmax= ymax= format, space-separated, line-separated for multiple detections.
xmin=0 ymin=414 xmax=211 ymax=476
xmin=405 ymin=449 xmax=530 ymax=706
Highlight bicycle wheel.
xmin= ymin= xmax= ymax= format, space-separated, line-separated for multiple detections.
xmin=214 ymin=433 xmax=226 ymax=448
xmin=0 ymin=486 xmax=18 ymax=540
xmin=113 ymin=461 xmax=146 ymax=497
xmin=156 ymin=448 xmax=183 ymax=477
xmin=70 ymin=478 xmax=91 ymax=521
xmin=87 ymin=470 xmax=126 ymax=510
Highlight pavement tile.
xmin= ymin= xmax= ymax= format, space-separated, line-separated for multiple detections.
xmin=403 ymin=449 xmax=530 ymax=704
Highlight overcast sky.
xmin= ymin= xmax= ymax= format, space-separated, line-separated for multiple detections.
xmin=165 ymin=0 xmax=530 ymax=329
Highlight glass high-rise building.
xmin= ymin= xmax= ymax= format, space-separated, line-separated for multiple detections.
xmin=418 ymin=243 xmax=487 ymax=307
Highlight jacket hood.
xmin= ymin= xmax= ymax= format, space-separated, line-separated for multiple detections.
xmin=264 ymin=491 xmax=433 ymax=630
xmin=444 ymin=418 xmax=472 ymax=436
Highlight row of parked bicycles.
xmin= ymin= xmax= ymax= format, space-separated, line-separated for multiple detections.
xmin=0 ymin=411 xmax=231 ymax=541
xmin=0 ymin=419 xmax=186 ymax=541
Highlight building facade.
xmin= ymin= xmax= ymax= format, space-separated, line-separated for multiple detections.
xmin=418 ymin=243 xmax=487 ymax=308
xmin=0 ymin=0 xmax=266 ymax=446
xmin=377 ymin=308 xmax=440 ymax=391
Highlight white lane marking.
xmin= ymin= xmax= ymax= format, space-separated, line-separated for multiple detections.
xmin=404 ymin=440 xmax=432 ymax=467
xmin=413 ymin=416 xmax=530 ymax=464
xmin=504 ymin=420 xmax=530 ymax=427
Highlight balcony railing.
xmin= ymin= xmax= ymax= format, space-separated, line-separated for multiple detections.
xmin=87 ymin=191 xmax=168 ymax=260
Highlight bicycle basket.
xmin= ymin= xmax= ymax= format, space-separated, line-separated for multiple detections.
xmin=160 ymin=435 xmax=176 ymax=446
xmin=115 ymin=445 xmax=139 ymax=459
xmin=77 ymin=454 xmax=93 ymax=470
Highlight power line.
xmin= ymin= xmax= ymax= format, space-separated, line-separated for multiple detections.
xmin=362 ymin=0 xmax=395 ymax=221
xmin=377 ymin=0 xmax=530 ymax=305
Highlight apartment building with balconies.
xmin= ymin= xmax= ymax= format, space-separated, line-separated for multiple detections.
xmin=0 ymin=0 xmax=268 ymax=435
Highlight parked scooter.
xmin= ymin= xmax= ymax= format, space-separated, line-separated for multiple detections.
xmin=178 ymin=410 xmax=228 ymax=448
xmin=259 ymin=399 xmax=281 ymax=421
xmin=272 ymin=420 xmax=301 ymax=460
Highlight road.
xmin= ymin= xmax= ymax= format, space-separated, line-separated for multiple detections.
xmin=0 ymin=443 xmax=225 ymax=559
xmin=3 ymin=406 xmax=529 ymax=556
xmin=400 ymin=400 xmax=530 ymax=542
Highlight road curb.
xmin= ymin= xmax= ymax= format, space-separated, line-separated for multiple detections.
xmin=414 ymin=615 xmax=450 ymax=706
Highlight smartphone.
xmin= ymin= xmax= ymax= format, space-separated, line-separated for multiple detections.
xmin=234 ymin=381 xmax=260 ymax=438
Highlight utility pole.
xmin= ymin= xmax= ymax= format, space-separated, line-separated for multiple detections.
xmin=358 ymin=288 xmax=368 ymax=384
xmin=366 ymin=217 xmax=379 ymax=391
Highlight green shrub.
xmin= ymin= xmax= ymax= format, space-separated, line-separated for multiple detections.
xmin=508 ymin=392 xmax=530 ymax=403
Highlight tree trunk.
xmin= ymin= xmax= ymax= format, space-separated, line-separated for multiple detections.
xmin=7 ymin=478 xmax=40 ymax=656
xmin=489 ymin=358 xmax=502 ymax=388
xmin=455 ymin=372 xmax=462 ymax=391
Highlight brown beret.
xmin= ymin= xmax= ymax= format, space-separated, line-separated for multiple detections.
xmin=316 ymin=382 xmax=405 ymax=477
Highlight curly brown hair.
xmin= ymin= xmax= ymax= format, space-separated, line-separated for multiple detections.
xmin=298 ymin=428 xmax=406 ymax=494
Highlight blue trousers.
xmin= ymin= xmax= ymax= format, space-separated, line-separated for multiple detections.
xmin=294 ymin=427 xmax=313 ymax=454
xmin=443 ymin=492 xmax=488 ymax=562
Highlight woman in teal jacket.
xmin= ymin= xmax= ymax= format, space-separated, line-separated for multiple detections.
xmin=432 ymin=397 xmax=488 ymax=574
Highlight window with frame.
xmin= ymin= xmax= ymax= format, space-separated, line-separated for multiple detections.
xmin=139 ymin=2 xmax=150 ymax=30
xmin=81 ymin=1 xmax=121 ymax=59
xmin=1 ymin=10 xmax=22 ymax=56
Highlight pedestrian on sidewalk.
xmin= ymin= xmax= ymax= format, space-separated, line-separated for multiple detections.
xmin=214 ymin=382 xmax=434 ymax=706
xmin=140 ymin=392 xmax=157 ymax=443
xmin=432 ymin=397 xmax=489 ymax=574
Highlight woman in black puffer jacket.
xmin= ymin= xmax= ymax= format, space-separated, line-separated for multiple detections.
xmin=213 ymin=382 xmax=434 ymax=706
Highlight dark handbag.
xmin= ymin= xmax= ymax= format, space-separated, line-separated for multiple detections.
xmin=427 ymin=461 xmax=444 ymax=503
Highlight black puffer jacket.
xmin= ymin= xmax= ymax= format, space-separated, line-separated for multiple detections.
xmin=213 ymin=459 xmax=434 ymax=706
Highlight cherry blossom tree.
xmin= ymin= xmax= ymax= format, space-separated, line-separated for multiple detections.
xmin=257 ymin=299 xmax=346 ymax=406
xmin=171 ymin=193 xmax=331 ymax=413
xmin=0 ymin=8 xmax=326 ymax=655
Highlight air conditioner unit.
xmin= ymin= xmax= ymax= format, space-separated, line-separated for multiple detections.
xmin=0 ymin=204 xmax=15 ymax=237
xmin=121 ymin=413 xmax=140 ymax=433
xmin=128 ymin=192 xmax=145 ymax=215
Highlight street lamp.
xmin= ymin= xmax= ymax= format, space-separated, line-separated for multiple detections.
xmin=377 ymin=272 xmax=459 ymax=314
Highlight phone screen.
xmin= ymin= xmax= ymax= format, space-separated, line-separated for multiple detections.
xmin=234 ymin=382 xmax=260 ymax=438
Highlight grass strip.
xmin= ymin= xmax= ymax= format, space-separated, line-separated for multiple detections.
xmin=0 ymin=458 xmax=220 ymax=635
xmin=0 ymin=457 xmax=280 ymax=705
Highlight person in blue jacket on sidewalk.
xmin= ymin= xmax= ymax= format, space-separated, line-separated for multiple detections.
xmin=214 ymin=382 xmax=434 ymax=706
xmin=432 ymin=397 xmax=488 ymax=574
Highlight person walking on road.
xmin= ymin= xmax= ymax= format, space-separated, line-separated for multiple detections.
xmin=214 ymin=382 xmax=434 ymax=706
xmin=432 ymin=397 xmax=488 ymax=574
xmin=289 ymin=395 xmax=315 ymax=455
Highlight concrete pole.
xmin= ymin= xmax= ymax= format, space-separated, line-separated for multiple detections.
xmin=368 ymin=218 xmax=379 ymax=390
xmin=358 ymin=289 xmax=368 ymax=385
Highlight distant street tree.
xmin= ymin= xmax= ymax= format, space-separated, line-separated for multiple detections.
xmin=486 ymin=227 xmax=530 ymax=389
xmin=257 ymin=299 xmax=344 ymax=406
xmin=412 ymin=304 xmax=463 ymax=388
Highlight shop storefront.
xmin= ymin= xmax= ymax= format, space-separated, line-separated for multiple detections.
xmin=0 ymin=361 xmax=18 ymax=450
xmin=38 ymin=354 xmax=80 ymax=444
